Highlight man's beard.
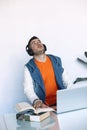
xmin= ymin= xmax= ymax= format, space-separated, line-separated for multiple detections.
xmin=33 ymin=48 xmax=45 ymax=56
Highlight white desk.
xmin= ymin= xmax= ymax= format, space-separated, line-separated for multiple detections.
xmin=57 ymin=108 xmax=87 ymax=130
xmin=0 ymin=108 xmax=87 ymax=130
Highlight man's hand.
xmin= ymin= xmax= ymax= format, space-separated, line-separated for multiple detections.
xmin=33 ymin=99 xmax=48 ymax=109
xmin=33 ymin=99 xmax=43 ymax=109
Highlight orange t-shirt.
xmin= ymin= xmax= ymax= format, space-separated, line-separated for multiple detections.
xmin=34 ymin=56 xmax=58 ymax=106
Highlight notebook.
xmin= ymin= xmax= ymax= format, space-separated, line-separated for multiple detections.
xmin=57 ymin=86 xmax=87 ymax=114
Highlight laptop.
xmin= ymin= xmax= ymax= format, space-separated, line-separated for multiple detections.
xmin=57 ymin=86 xmax=87 ymax=114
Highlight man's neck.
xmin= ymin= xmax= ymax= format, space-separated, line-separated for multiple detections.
xmin=34 ymin=54 xmax=47 ymax=62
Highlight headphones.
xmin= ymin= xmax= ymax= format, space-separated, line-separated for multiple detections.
xmin=26 ymin=44 xmax=47 ymax=56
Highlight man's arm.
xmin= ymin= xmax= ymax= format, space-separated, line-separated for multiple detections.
xmin=24 ymin=66 xmax=39 ymax=104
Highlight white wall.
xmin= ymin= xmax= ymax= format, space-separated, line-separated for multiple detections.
xmin=0 ymin=0 xmax=87 ymax=114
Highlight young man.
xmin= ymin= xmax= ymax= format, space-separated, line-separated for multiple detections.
xmin=24 ymin=36 xmax=72 ymax=109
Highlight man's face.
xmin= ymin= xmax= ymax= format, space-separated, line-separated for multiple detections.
xmin=29 ymin=38 xmax=45 ymax=55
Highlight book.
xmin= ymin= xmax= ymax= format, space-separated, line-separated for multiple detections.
xmin=16 ymin=111 xmax=50 ymax=122
xmin=15 ymin=102 xmax=54 ymax=114
xmin=29 ymin=111 xmax=50 ymax=122
xmin=30 ymin=115 xmax=55 ymax=127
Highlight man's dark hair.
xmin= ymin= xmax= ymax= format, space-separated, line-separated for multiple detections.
xmin=28 ymin=36 xmax=39 ymax=47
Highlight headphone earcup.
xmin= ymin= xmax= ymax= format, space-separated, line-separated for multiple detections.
xmin=43 ymin=44 xmax=47 ymax=51
xmin=26 ymin=45 xmax=34 ymax=56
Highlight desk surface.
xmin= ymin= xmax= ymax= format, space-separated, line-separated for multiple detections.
xmin=58 ymin=108 xmax=87 ymax=130
xmin=1 ymin=108 xmax=87 ymax=130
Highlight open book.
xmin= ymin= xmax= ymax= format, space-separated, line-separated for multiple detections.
xmin=15 ymin=102 xmax=54 ymax=114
